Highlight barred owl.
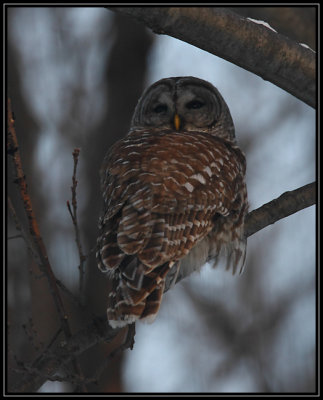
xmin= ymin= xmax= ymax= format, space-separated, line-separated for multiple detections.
xmin=97 ymin=77 xmax=248 ymax=328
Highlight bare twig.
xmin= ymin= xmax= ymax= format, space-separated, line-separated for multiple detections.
xmin=66 ymin=148 xmax=86 ymax=296
xmin=108 ymin=7 xmax=316 ymax=108
xmin=7 ymin=234 xmax=23 ymax=240
xmin=9 ymin=190 xmax=91 ymax=316
xmin=7 ymin=98 xmax=85 ymax=392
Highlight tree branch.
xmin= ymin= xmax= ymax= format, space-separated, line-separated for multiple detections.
xmin=108 ymin=7 xmax=316 ymax=108
xmin=244 ymin=182 xmax=316 ymax=238
xmin=66 ymin=148 xmax=86 ymax=297
xmin=8 ymin=196 xmax=40 ymax=263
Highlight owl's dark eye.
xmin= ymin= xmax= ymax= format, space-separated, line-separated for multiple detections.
xmin=153 ymin=104 xmax=168 ymax=114
xmin=186 ymin=100 xmax=205 ymax=110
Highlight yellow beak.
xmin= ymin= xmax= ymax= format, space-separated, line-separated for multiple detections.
xmin=174 ymin=113 xmax=181 ymax=131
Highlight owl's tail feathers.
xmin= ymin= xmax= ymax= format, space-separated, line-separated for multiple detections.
xmin=107 ymin=261 xmax=172 ymax=329
xmin=96 ymin=217 xmax=125 ymax=273
xmin=225 ymin=237 xmax=247 ymax=275
xmin=210 ymin=223 xmax=247 ymax=275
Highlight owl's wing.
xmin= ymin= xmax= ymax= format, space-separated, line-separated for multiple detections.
xmin=98 ymin=130 xmax=246 ymax=272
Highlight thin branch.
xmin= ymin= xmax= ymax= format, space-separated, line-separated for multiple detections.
xmin=108 ymin=7 xmax=316 ymax=108
xmin=7 ymin=234 xmax=23 ymax=240
xmin=7 ymin=98 xmax=85 ymax=392
xmin=66 ymin=148 xmax=86 ymax=296
xmin=8 ymin=197 xmax=40 ymax=262
xmin=10 ymin=189 xmax=94 ymax=315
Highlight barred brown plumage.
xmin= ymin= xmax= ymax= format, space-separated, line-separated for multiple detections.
xmin=96 ymin=77 xmax=248 ymax=328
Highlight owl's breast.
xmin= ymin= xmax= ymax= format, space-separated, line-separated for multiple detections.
xmin=102 ymin=129 xmax=245 ymax=217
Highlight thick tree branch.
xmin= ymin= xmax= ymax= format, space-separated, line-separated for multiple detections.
xmin=13 ymin=181 xmax=315 ymax=392
xmin=108 ymin=7 xmax=316 ymax=108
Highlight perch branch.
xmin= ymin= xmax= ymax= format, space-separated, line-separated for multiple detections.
xmin=108 ymin=7 xmax=316 ymax=108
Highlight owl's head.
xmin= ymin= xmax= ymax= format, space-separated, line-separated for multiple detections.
xmin=130 ymin=76 xmax=235 ymax=141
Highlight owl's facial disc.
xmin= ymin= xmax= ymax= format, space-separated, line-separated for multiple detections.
xmin=131 ymin=77 xmax=232 ymax=135
xmin=142 ymin=85 xmax=218 ymax=131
